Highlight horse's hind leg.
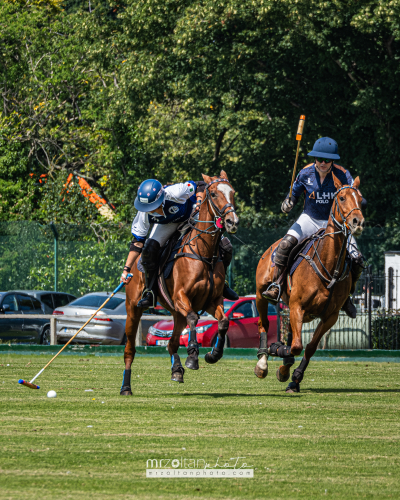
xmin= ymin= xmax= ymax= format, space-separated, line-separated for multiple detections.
xmin=286 ymin=314 xmax=338 ymax=393
xmin=254 ymin=294 xmax=270 ymax=379
xmin=185 ymin=310 xmax=200 ymax=370
xmin=276 ymin=324 xmax=295 ymax=383
xmin=174 ymin=290 xmax=200 ymax=371
xmin=205 ymin=299 xmax=228 ymax=364
xmin=168 ymin=312 xmax=187 ymax=383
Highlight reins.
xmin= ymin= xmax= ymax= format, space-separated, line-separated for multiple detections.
xmin=299 ymin=185 xmax=363 ymax=316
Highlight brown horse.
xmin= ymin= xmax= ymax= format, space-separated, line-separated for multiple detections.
xmin=254 ymin=174 xmax=364 ymax=392
xmin=121 ymin=171 xmax=239 ymax=394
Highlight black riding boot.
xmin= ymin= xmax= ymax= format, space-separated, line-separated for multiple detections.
xmin=341 ymin=256 xmax=364 ymax=319
xmin=219 ymin=237 xmax=239 ymax=301
xmin=262 ymin=235 xmax=298 ymax=303
xmin=137 ymin=239 xmax=160 ymax=308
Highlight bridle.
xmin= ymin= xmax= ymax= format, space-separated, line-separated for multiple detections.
xmin=330 ymin=185 xmax=363 ymax=237
xmin=205 ymin=178 xmax=236 ymax=220
xmin=187 ymin=178 xmax=237 ymax=236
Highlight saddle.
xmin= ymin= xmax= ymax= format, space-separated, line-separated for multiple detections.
xmin=271 ymin=229 xmax=326 ymax=293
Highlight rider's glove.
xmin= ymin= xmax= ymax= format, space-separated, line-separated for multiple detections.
xmin=281 ymin=198 xmax=294 ymax=214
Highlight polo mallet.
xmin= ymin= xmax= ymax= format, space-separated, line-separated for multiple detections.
xmin=289 ymin=115 xmax=306 ymax=202
xmin=18 ymin=278 xmax=132 ymax=390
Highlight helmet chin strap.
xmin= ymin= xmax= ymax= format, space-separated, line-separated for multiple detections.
xmin=314 ymin=162 xmax=333 ymax=176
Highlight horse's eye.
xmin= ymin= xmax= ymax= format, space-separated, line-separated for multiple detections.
xmin=211 ymin=192 xmax=217 ymax=198
xmin=340 ymin=196 xmax=345 ymax=202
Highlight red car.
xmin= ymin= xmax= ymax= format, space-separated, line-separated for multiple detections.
xmin=146 ymin=297 xmax=278 ymax=348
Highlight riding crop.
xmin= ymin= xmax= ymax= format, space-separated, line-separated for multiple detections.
xmin=18 ymin=277 xmax=132 ymax=390
xmin=289 ymin=115 xmax=306 ymax=202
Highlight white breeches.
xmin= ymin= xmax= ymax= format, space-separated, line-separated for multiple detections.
xmin=149 ymin=223 xmax=181 ymax=246
xmin=287 ymin=213 xmax=359 ymax=258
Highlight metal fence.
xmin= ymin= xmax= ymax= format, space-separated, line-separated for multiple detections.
xmin=1 ymin=222 xmax=399 ymax=350
xmin=278 ymin=268 xmax=400 ymax=350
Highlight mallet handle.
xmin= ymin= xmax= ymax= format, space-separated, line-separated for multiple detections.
xmin=28 ymin=278 xmax=132 ymax=385
xmin=288 ymin=115 xmax=306 ymax=200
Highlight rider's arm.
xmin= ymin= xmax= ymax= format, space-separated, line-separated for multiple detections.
xmin=121 ymin=212 xmax=149 ymax=284
xmin=165 ymin=181 xmax=197 ymax=203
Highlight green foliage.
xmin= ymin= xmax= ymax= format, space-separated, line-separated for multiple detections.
xmin=1 ymin=0 xmax=400 ymax=271
xmin=372 ymin=312 xmax=400 ymax=349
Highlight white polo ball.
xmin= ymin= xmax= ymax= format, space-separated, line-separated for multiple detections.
xmin=47 ymin=390 xmax=57 ymax=398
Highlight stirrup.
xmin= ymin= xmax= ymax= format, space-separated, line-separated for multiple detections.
xmin=137 ymin=288 xmax=155 ymax=308
xmin=262 ymin=282 xmax=281 ymax=305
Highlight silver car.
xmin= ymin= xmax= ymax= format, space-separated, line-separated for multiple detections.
xmin=54 ymin=292 xmax=127 ymax=345
xmin=53 ymin=293 xmax=168 ymax=345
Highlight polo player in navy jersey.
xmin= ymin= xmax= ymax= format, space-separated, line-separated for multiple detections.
xmin=264 ymin=137 xmax=366 ymax=318
xmin=120 ymin=179 xmax=238 ymax=308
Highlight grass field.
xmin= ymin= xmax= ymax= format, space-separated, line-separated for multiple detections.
xmin=1 ymin=354 xmax=400 ymax=500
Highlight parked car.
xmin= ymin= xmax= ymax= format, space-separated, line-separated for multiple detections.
xmin=53 ymin=294 xmax=169 ymax=345
xmin=0 ymin=291 xmax=50 ymax=344
xmin=13 ymin=290 xmax=76 ymax=314
xmin=146 ymin=297 xmax=279 ymax=348
xmin=54 ymin=292 xmax=127 ymax=345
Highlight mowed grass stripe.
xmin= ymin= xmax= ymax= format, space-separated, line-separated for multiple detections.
xmin=1 ymin=355 xmax=399 ymax=499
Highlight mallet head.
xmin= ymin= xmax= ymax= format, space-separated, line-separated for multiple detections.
xmin=18 ymin=379 xmax=40 ymax=390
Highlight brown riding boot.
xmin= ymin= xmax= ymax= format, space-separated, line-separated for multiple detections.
xmin=262 ymin=234 xmax=298 ymax=304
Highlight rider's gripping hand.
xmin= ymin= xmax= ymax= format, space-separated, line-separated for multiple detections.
xmin=281 ymin=198 xmax=294 ymax=214
xmin=120 ymin=271 xmax=133 ymax=284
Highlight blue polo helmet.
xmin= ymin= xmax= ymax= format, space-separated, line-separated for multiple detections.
xmin=134 ymin=179 xmax=165 ymax=212
xmin=308 ymin=137 xmax=340 ymax=160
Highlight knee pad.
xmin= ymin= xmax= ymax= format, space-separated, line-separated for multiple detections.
xmin=130 ymin=237 xmax=143 ymax=253
xmin=141 ymin=239 xmax=161 ymax=270
xmin=275 ymin=235 xmax=298 ymax=267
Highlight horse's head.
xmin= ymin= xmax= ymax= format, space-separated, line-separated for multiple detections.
xmin=201 ymin=170 xmax=239 ymax=234
xmin=332 ymin=174 xmax=365 ymax=237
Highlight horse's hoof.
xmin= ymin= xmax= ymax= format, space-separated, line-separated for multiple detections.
xmin=171 ymin=371 xmax=184 ymax=383
xmin=185 ymin=356 xmax=199 ymax=370
xmin=205 ymin=352 xmax=221 ymax=364
xmin=276 ymin=366 xmax=290 ymax=383
xmin=285 ymin=381 xmax=300 ymax=393
xmin=120 ymin=386 xmax=132 ymax=396
xmin=254 ymin=365 xmax=268 ymax=379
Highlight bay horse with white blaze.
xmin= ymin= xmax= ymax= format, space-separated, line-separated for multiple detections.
xmin=121 ymin=171 xmax=239 ymax=394
xmin=254 ymin=174 xmax=364 ymax=392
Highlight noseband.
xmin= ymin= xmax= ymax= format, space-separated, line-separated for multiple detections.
xmin=330 ymin=185 xmax=363 ymax=236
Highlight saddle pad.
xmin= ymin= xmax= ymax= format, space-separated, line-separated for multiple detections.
xmin=289 ymin=231 xmax=325 ymax=277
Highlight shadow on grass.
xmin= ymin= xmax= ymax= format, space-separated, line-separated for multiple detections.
xmin=179 ymin=392 xmax=301 ymax=398
xmin=307 ymin=388 xmax=400 ymax=394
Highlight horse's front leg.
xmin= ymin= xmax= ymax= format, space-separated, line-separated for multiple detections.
xmin=286 ymin=312 xmax=339 ymax=393
xmin=254 ymin=292 xmax=271 ymax=379
xmin=121 ymin=275 xmax=144 ymax=396
xmin=174 ymin=290 xmax=200 ymax=371
xmin=168 ymin=312 xmax=187 ymax=383
xmin=205 ymin=298 xmax=228 ymax=364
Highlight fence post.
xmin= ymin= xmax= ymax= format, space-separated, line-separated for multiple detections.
xmin=50 ymin=223 xmax=59 ymax=292
xmin=50 ymin=316 xmax=57 ymax=345
xmin=368 ymin=265 xmax=372 ymax=349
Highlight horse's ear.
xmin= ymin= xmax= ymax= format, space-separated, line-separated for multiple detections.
xmin=353 ymin=176 xmax=360 ymax=189
xmin=202 ymin=173 xmax=211 ymax=184
xmin=219 ymin=170 xmax=228 ymax=180
xmin=332 ymin=172 xmax=343 ymax=191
